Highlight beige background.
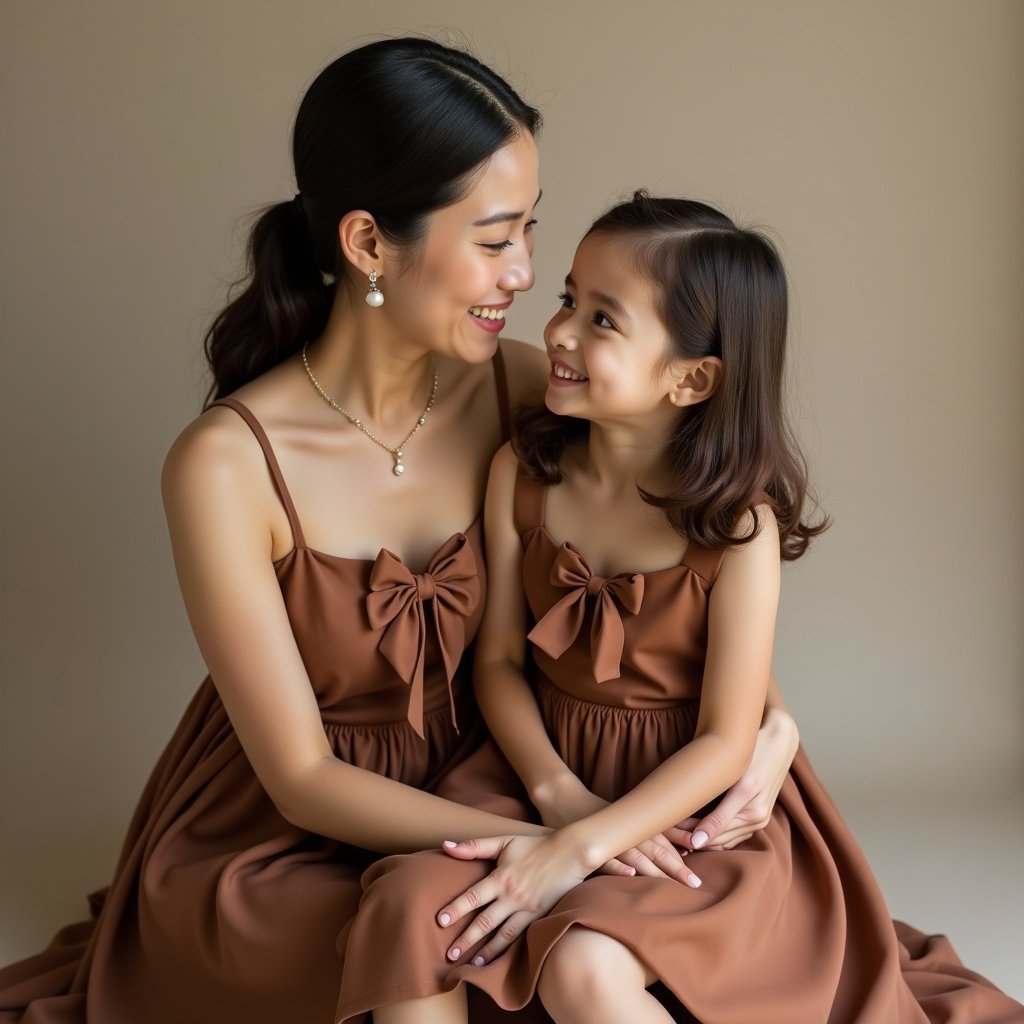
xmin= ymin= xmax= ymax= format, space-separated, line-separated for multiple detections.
xmin=2 ymin=0 xmax=1022 ymax=1001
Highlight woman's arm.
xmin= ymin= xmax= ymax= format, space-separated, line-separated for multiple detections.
xmin=161 ymin=412 xmax=544 ymax=853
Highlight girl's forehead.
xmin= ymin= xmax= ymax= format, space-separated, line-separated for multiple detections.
xmin=570 ymin=234 xmax=654 ymax=310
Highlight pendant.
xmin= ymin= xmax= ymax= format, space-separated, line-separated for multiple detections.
xmin=393 ymin=450 xmax=405 ymax=476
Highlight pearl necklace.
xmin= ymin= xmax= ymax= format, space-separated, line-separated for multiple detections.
xmin=301 ymin=344 xmax=438 ymax=477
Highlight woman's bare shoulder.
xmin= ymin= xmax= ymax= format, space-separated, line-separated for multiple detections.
xmin=161 ymin=402 xmax=266 ymax=508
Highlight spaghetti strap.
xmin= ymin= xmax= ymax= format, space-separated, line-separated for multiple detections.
xmin=512 ymin=464 xmax=547 ymax=537
xmin=492 ymin=344 xmax=512 ymax=444
xmin=681 ymin=544 xmax=726 ymax=585
xmin=208 ymin=397 xmax=307 ymax=550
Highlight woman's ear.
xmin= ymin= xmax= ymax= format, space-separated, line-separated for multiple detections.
xmin=668 ymin=356 xmax=723 ymax=408
xmin=337 ymin=210 xmax=384 ymax=277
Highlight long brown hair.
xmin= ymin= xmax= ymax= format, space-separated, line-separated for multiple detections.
xmin=514 ymin=191 xmax=827 ymax=560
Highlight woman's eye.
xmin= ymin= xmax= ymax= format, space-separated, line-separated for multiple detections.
xmin=593 ymin=312 xmax=614 ymax=329
xmin=481 ymin=240 xmax=514 ymax=253
xmin=556 ymin=291 xmax=575 ymax=309
xmin=525 ymin=218 xmax=538 ymax=231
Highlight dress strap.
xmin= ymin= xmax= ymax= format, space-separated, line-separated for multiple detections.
xmin=492 ymin=344 xmax=512 ymax=444
xmin=681 ymin=545 xmax=726 ymax=586
xmin=512 ymin=464 xmax=548 ymax=537
xmin=208 ymin=397 xmax=307 ymax=550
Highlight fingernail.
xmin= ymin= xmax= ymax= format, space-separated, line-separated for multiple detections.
xmin=439 ymin=913 xmax=451 ymax=925
xmin=687 ymin=873 xmax=702 ymax=888
xmin=449 ymin=947 xmax=462 ymax=960
xmin=472 ymin=955 xmax=485 ymax=966
xmin=443 ymin=840 xmax=457 ymax=848
xmin=691 ymin=830 xmax=708 ymax=849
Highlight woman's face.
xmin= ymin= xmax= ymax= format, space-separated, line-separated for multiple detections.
xmin=542 ymin=232 xmax=680 ymax=423
xmin=382 ymin=130 xmax=541 ymax=364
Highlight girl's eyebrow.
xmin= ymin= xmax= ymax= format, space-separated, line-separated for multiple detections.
xmin=564 ymin=273 xmax=630 ymax=322
xmin=472 ymin=189 xmax=543 ymax=227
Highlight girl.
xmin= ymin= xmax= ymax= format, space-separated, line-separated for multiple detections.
xmin=337 ymin=193 xmax=1024 ymax=1023
xmin=0 ymin=43 xmax=802 ymax=1024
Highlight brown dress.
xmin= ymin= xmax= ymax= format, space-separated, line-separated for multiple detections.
xmin=0 ymin=354 xmax=511 ymax=1024
xmin=336 ymin=468 xmax=1024 ymax=1023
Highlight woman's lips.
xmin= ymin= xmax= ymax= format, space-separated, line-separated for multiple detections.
xmin=468 ymin=302 xmax=510 ymax=334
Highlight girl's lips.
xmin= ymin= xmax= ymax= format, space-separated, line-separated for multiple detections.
xmin=548 ymin=356 xmax=588 ymax=386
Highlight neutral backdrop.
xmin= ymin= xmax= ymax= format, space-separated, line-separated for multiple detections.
xmin=2 ymin=0 xmax=1022 ymax=1002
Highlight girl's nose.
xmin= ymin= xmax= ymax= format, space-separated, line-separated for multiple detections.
xmin=545 ymin=317 xmax=578 ymax=351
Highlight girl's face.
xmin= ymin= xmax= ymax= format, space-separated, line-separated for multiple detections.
xmin=381 ymin=130 xmax=541 ymax=364
xmin=542 ymin=232 xmax=683 ymax=424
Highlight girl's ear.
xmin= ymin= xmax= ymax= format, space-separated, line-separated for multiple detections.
xmin=338 ymin=209 xmax=385 ymax=277
xmin=668 ymin=356 xmax=723 ymax=408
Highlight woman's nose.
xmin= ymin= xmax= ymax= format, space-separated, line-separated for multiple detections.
xmin=499 ymin=252 xmax=535 ymax=293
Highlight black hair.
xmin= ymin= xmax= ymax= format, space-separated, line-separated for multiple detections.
xmin=204 ymin=38 xmax=541 ymax=402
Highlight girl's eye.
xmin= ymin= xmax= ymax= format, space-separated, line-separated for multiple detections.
xmin=556 ymin=291 xmax=575 ymax=309
xmin=481 ymin=240 xmax=514 ymax=253
xmin=593 ymin=312 xmax=614 ymax=329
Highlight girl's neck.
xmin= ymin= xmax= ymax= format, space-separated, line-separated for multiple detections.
xmin=581 ymin=416 xmax=676 ymax=497
xmin=304 ymin=290 xmax=438 ymax=425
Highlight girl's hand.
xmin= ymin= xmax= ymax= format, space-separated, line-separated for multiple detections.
xmin=436 ymin=833 xmax=589 ymax=965
xmin=679 ymin=706 xmax=799 ymax=850
xmin=534 ymin=774 xmax=700 ymax=886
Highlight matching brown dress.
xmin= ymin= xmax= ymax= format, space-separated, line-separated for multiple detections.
xmin=335 ymin=465 xmax=1024 ymax=1023
xmin=1 ymin=352 xmax=1020 ymax=1023
xmin=0 ymin=367 xmax=505 ymax=1023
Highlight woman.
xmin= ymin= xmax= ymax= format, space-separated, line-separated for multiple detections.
xmin=0 ymin=38 xmax=798 ymax=1024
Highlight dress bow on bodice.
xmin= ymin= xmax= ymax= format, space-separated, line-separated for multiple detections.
xmin=527 ymin=541 xmax=645 ymax=683
xmin=366 ymin=533 xmax=480 ymax=738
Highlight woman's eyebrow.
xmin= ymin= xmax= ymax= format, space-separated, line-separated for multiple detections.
xmin=472 ymin=190 xmax=543 ymax=227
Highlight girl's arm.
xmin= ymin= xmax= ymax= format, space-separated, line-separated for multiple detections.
xmin=436 ymin=505 xmax=780 ymax=964
xmin=546 ymin=506 xmax=781 ymax=868
xmin=503 ymin=336 xmax=798 ymax=849
xmin=474 ymin=445 xmax=696 ymax=881
xmin=680 ymin=672 xmax=798 ymax=851
xmin=161 ymin=413 xmax=545 ymax=854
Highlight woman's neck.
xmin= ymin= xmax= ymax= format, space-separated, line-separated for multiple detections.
xmin=303 ymin=291 xmax=437 ymax=426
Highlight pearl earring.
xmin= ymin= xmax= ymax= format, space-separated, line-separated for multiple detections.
xmin=365 ymin=270 xmax=384 ymax=307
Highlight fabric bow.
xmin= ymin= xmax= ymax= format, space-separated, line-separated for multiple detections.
xmin=365 ymin=533 xmax=480 ymax=738
xmin=527 ymin=541 xmax=644 ymax=683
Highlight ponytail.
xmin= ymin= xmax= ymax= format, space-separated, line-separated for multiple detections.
xmin=201 ymin=38 xmax=540 ymax=404
xmin=203 ymin=198 xmax=331 ymax=404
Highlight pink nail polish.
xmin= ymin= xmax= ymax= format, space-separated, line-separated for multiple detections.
xmin=687 ymin=874 xmax=702 ymax=888
xmin=439 ymin=913 xmax=451 ymax=925
xmin=472 ymin=955 xmax=485 ymax=966
xmin=443 ymin=840 xmax=457 ymax=848
xmin=450 ymin=947 xmax=461 ymax=960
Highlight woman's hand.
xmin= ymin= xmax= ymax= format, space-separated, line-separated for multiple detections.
xmin=533 ymin=773 xmax=700 ymax=885
xmin=679 ymin=706 xmax=799 ymax=850
xmin=436 ymin=833 xmax=589 ymax=965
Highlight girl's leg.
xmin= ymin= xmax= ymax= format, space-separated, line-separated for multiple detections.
xmin=537 ymin=927 xmax=674 ymax=1024
xmin=372 ymin=984 xmax=467 ymax=1024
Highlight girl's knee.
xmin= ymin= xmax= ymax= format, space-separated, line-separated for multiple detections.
xmin=538 ymin=927 xmax=648 ymax=1009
